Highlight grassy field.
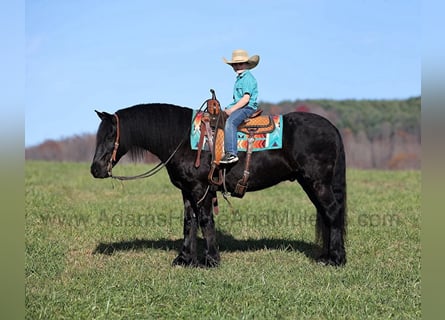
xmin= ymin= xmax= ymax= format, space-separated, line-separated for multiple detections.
xmin=25 ymin=161 xmax=421 ymax=319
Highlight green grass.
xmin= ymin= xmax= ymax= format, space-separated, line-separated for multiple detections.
xmin=26 ymin=161 xmax=421 ymax=319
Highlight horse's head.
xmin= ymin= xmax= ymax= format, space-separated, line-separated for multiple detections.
xmin=90 ymin=110 xmax=125 ymax=178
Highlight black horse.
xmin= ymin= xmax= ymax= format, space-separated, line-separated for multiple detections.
xmin=91 ymin=103 xmax=347 ymax=267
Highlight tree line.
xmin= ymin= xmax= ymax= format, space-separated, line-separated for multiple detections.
xmin=26 ymin=96 xmax=420 ymax=170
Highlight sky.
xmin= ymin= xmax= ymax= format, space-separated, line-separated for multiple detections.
xmin=24 ymin=0 xmax=421 ymax=147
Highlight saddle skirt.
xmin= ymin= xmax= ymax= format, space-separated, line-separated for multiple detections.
xmin=238 ymin=115 xmax=276 ymax=134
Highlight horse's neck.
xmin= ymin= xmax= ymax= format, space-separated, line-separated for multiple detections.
xmin=123 ymin=105 xmax=190 ymax=162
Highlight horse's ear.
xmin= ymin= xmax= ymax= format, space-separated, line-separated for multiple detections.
xmin=95 ymin=110 xmax=113 ymax=121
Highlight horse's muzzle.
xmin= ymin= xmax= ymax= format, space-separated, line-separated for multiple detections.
xmin=90 ymin=162 xmax=110 ymax=179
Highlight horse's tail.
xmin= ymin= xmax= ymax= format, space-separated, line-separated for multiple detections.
xmin=315 ymin=128 xmax=347 ymax=247
xmin=333 ymin=132 xmax=347 ymax=238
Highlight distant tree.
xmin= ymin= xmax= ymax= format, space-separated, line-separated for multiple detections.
xmin=26 ymin=97 xmax=420 ymax=169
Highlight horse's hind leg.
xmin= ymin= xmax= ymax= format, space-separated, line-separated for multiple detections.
xmin=172 ymin=191 xmax=198 ymax=267
xmin=313 ymin=181 xmax=346 ymax=266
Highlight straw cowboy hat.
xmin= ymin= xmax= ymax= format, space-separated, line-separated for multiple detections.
xmin=223 ymin=49 xmax=260 ymax=70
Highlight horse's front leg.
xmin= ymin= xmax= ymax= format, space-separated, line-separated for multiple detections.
xmin=172 ymin=191 xmax=198 ymax=267
xmin=198 ymin=189 xmax=220 ymax=267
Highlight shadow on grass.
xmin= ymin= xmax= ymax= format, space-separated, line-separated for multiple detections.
xmin=93 ymin=229 xmax=320 ymax=261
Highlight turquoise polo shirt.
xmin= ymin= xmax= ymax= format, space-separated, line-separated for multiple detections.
xmin=227 ymin=70 xmax=258 ymax=110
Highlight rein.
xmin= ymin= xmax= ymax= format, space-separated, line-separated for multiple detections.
xmin=107 ymin=95 xmax=211 ymax=181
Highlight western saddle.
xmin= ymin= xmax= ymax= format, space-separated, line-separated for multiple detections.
xmin=195 ymin=90 xmax=275 ymax=198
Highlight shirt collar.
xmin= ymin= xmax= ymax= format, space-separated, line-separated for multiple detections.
xmin=236 ymin=70 xmax=249 ymax=79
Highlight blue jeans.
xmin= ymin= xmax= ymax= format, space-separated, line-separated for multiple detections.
xmin=224 ymin=107 xmax=255 ymax=155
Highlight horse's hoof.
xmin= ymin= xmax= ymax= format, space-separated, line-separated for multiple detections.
xmin=316 ymin=253 xmax=346 ymax=267
xmin=172 ymin=255 xmax=198 ymax=267
xmin=202 ymin=255 xmax=220 ymax=268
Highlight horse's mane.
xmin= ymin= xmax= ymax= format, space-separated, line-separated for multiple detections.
xmin=116 ymin=103 xmax=193 ymax=161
